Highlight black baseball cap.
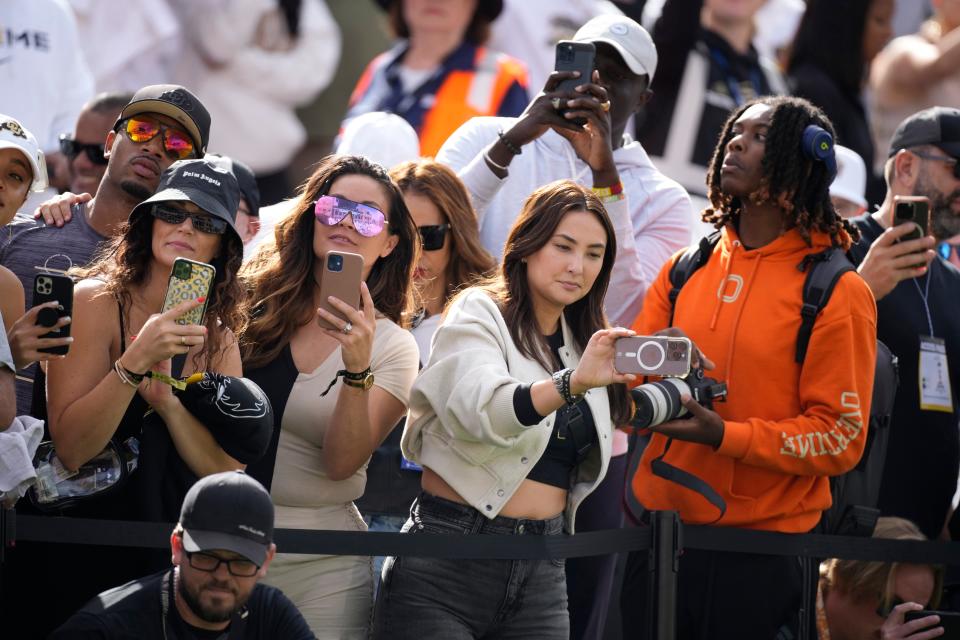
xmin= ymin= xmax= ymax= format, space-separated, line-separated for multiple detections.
xmin=114 ymin=84 xmax=211 ymax=154
xmin=180 ymin=471 xmax=274 ymax=566
xmin=129 ymin=158 xmax=242 ymax=244
xmin=206 ymin=153 xmax=260 ymax=216
xmin=888 ymin=106 xmax=960 ymax=158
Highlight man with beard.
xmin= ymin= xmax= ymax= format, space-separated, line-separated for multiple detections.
xmin=850 ymin=106 xmax=960 ymax=540
xmin=0 ymin=85 xmax=209 ymax=416
xmin=52 ymin=471 xmax=314 ymax=639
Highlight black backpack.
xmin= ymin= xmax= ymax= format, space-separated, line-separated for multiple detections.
xmin=625 ymin=231 xmax=898 ymax=536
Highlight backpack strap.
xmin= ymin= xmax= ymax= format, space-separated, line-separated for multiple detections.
xmin=795 ymin=248 xmax=855 ymax=363
xmin=667 ymin=231 xmax=721 ymax=325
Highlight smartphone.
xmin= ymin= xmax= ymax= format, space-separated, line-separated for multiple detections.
xmin=554 ymin=40 xmax=596 ymax=126
xmin=32 ymin=273 xmax=74 ymax=355
xmin=615 ymin=336 xmax=692 ymax=377
xmin=317 ymin=251 xmax=364 ymax=331
xmin=893 ymin=195 xmax=931 ymax=242
xmin=161 ymin=257 xmax=216 ymax=325
xmin=904 ymin=610 xmax=960 ymax=638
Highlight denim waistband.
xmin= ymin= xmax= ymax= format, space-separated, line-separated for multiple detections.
xmin=413 ymin=492 xmax=564 ymax=536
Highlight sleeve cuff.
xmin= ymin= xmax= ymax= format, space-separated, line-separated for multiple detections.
xmin=716 ymin=420 xmax=750 ymax=459
xmin=513 ymin=384 xmax=544 ymax=426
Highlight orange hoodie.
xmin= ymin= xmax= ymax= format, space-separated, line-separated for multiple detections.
xmin=630 ymin=225 xmax=877 ymax=533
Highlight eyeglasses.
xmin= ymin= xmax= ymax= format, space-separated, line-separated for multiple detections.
xmin=59 ymin=135 xmax=107 ymax=165
xmin=186 ymin=551 xmax=259 ymax=577
xmin=938 ymin=241 xmax=960 ymax=261
xmin=119 ymin=116 xmax=196 ymax=160
xmin=418 ymin=224 xmax=450 ymax=251
xmin=151 ymin=203 xmax=228 ymax=235
xmin=911 ymin=151 xmax=960 ymax=180
xmin=313 ymin=195 xmax=388 ymax=238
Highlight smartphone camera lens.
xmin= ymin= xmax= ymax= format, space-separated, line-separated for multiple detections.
xmin=896 ymin=203 xmax=913 ymax=220
xmin=175 ymin=262 xmax=192 ymax=280
xmin=328 ymin=254 xmax=344 ymax=272
xmin=558 ymin=45 xmax=573 ymax=63
xmin=37 ymin=276 xmax=52 ymax=295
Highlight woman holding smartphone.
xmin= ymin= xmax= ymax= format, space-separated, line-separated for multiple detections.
xmin=40 ymin=158 xmax=249 ymax=622
xmin=372 ymin=180 xmax=635 ymax=639
xmin=240 ymin=154 xmax=420 ymax=639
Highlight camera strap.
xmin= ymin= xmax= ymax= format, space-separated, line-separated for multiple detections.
xmin=650 ymin=438 xmax=727 ymax=522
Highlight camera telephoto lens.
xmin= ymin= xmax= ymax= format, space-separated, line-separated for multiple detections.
xmin=631 ymin=378 xmax=690 ymax=429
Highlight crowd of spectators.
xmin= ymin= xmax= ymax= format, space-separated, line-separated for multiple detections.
xmin=1 ymin=1 xmax=958 ymax=639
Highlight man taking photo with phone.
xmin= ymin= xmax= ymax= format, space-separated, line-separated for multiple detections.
xmin=849 ymin=106 xmax=960 ymax=542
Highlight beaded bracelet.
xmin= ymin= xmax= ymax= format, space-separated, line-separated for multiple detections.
xmin=551 ymin=367 xmax=584 ymax=405
xmin=497 ymin=128 xmax=522 ymax=156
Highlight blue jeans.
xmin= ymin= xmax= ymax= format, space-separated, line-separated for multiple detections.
xmin=372 ymin=493 xmax=569 ymax=639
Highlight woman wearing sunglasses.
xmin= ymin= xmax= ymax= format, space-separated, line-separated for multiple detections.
xmin=372 ymin=180 xmax=635 ymax=639
xmin=240 ymin=155 xmax=420 ymax=638
xmin=40 ymin=158 xmax=249 ymax=619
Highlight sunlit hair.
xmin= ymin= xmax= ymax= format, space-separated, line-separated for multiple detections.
xmin=241 ymin=155 xmax=418 ymax=370
xmin=78 ymin=207 xmax=245 ymax=371
xmin=704 ymin=95 xmax=860 ymax=250
xmin=453 ymin=179 xmax=632 ymax=425
xmin=821 ymin=517 xmax=944 ymax=608
xmin=389 ymin=159 xmax=496 ymax=306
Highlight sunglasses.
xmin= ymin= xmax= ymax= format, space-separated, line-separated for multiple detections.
xmin=938 ymin=242 xmax=960 ymax=261
xmin=59 ymin=135 xmax=107 ymax=165
xmin=151 ymin=203 xmax=228 ymax=235
xmin=186 ymin=550 xmax=259 ymax=577
xmin=912 ymin=151 xmax=960 ymax=180
xmin=314 ymin=195 xmax=388 ymax=238
xmin=418 ymin=223 xmax=450 ymax=251
xmin=120 ymin=116 xmax=195 ymax=160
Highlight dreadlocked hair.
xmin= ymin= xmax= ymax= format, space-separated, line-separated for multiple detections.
xmin=703 ymin=96 xmax=860 ymax=250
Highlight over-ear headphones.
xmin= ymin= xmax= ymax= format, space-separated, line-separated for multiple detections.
xmin=801 ymin=125 xmax=837 ymax=183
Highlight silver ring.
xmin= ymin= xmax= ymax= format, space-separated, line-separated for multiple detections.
xmin=551 ymin=97 xmax=562 ymax=111
xmin=342 ymin=321 xmax=353 ymax=335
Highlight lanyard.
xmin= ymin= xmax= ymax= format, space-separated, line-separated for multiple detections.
xmin=912 ymin=271 xmax=935 ymax=336
xmin=709 ymin=47 xmax=763 ymax=107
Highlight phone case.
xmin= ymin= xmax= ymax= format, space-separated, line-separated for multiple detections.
xmin=893 ymin=195 xmax=930 ymax=241
xmin=614 ymin=336 xmax=692 ymax=377
xmin=161 ymin=257 xmax=216 ymax=325
xmin=32 ymin=273 xmax=74 ymax=355
xmin=317 ymin=251 xmax=364 ymax=331
xmin=904 ymin=610 xmax=960 ymax=634
xmin=554 ymin=41 xmax=596 ymax=125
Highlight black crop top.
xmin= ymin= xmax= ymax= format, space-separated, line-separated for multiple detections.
xmin=514 ymin=329 xmax=599 ymax=489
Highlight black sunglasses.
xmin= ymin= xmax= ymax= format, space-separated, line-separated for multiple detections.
xmin=418 ymin=224 xmax=450 ymax=251
xmin=186 ymin=550 xmax=259 ymax=577
xmin=59 ymin=134 xmax=107 ymax=165
xmin=911 ymin=151 xmax=960 ymax=180
xmin=151 ymin=203 xmax=228 ymax=235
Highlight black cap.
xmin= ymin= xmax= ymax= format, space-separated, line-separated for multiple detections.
xmin=114 ymin=85 xmax=211 ymax=154
xmin=888 ymin=106 xmax=960 ymax=158
xmin=206 ymin=153 xmax=260 ymax=216
xmin=129 ymin=158 xmax=242 ymax=244
xmin=180 ymin=471 xmax=274 ymax=566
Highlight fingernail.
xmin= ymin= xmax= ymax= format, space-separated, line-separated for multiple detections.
xmin=130 ymin=334 xmax=137 ymax=341
xmin=65 ymin=337 xmax=74 ymax=342
xmin=196 ymin=297 xmax=206 ymax=303
xmin=62 ymin=316 xmax=71 ymax=323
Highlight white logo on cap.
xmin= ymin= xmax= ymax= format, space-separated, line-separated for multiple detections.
xmin=238 ymin=524 xmax=265 ymax=537
xmin=182 ymin=170 xmax=221 ymax=187
xmin=609 ymin=23 xmax=629 ymax=36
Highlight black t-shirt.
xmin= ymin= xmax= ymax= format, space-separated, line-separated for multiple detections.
xmin=849 ymin=214 xmax=960 ymax=538
xmin=50 ymin=569 xmax=315 ymax=640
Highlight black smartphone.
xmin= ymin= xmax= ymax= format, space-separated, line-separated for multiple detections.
xmin=554 ymin=40 xmax=596 ymax=126
xmin=32 ymin=273 xmax=74 ymax=355
xmin=893 ymin=195 xmax=931 ymax=242
xmin=904 ymin=610 xmax=960 ymax=638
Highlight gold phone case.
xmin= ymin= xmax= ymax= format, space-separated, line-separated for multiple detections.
xmin=161 ymin=257 xmax=216 ymax=325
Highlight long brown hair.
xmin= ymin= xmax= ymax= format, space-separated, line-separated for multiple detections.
xmin=78 ymin=207 xmax=245 ymax=371
xmin=389 ymin=159 xmax=496 ymax=305
xmin=241 ymin=155 xmax=418 ymax=369
xmin=462 ymin=179 xmax=632 ymax=425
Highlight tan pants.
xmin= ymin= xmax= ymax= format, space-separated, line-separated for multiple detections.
xmin=263 ymin=502 xmax=373 ymax=639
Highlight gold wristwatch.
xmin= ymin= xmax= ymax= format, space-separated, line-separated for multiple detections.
xmin=342 ymin=368 xmax=374 ymax=391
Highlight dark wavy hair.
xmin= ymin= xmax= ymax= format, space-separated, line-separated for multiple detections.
xmin=703 ymin=95 xmax=860 ymax=250
xmin=241 ymin=155 xmax=419 ymax=370
xmin=462 ymin=179 xmax=632 ymax=425
xmin=79 ymin=207 xmax=246 ymax=370
xmin=389 ymin=159 xmax=496 ymax=305
xmin=387 ymin=0 xmax=493 ymax=45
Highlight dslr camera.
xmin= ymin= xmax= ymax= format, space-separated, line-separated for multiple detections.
xmin=630 ymin=366 xmax=727 ymax=429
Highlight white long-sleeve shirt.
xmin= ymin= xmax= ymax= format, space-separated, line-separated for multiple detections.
xmin=436 ymin=116 xmax=694 ymax=329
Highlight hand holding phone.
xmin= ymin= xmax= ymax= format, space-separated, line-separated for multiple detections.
xmin=615 ymin=335 xmax=693 ymax=377
xmin=554 ymin=41 xmax=596 ymax=126
xmin=161 ymin=258 xmax=216 ymax=325
xmin=893 ymin=195 xmax=931 ymax=242
xmin=316 ymin=251 xmax=364 ymax=331
xmin=32 ymin=273 xmax=74 ymax=355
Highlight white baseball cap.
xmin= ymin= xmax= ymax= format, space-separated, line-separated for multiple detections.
xmin=337 ymin=112 xmax=420 ymax=171
xmin=830 ymin=145 xmax=867 ymax=209
xmin=573 ymin=14 xmax=658 ymax=82
xmin=0 ymin=114 xmax=48 ymax=192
